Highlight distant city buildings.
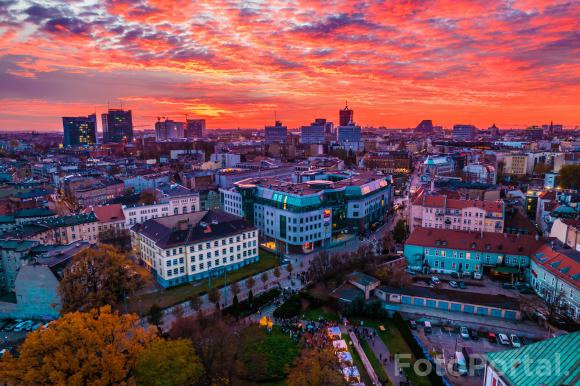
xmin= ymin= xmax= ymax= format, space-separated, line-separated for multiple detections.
xmin=102 ymin=109 xmax=133 ymax=143
xmin=264 ymin=120 xmax=288 ymax=144
xmin=414 ymin=119 xmax=434 ymax=134
xmin=185 ymin=118 xmax=206 ymax=138
xmin=300 ymin=118 xmax=330 ymax=144
xmin=62 ymin=114 xmax=97 ymax=147
xmin=337 ymin=124 xmax=362 ymax=151
xmin=339 ymin=102 xmax=354 ymax=126
xmin=452 ymin=124 xmax=477 ymax=141
xmin=155 ymin=118 xmax=185 ymax=141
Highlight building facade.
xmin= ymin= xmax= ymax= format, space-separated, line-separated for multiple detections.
xmin=264 ymin=120 xmax=288 ymax=144
xmin=131 ymin=210 xmax=258 ymax=288
xmin=62 ymin=114 xmax=97 ymax=147
xmin=185 ymin=119 xmax=206 ymax=138
xmin=220 ymin=170 xmax=393 ymax=254
xmin=410 ymin=193 xmax=505 ymax=233
xmin=452 ymin=124 xmax=476 ymax=141
xmin=102 ymin=109 xmax=133 ymax=143
xmin=155 ymin=119 xmax=185 ymax=141
xmin=404 ymin=228 xmax=544 ymax=278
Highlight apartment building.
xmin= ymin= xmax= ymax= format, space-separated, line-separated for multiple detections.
xmin=410 ymin=192 xmax=505 ymax=233
xmin=131 ymin=210 xmax=258 ymax=288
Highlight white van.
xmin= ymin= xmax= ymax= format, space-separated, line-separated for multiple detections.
xmin=424 ymin=321 xmax=432 ymax=333
xmin=455 ymin=351 xmax=468 ymax=375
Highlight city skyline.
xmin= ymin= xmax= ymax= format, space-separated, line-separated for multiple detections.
xmin=1 ymin=0 xmax=579 ymax=131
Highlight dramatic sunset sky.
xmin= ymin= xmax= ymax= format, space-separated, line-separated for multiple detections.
xmin=0 ymin=0 xmax=579 ymax=131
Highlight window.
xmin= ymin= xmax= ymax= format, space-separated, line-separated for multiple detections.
xmin=166 ymin=260 xmax=171 ymax=267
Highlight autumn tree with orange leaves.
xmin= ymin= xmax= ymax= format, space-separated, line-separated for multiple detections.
xmin=0 ymin=306 xmax=158 ymax=385
xmin=58 ymin=244 xmax=141 ymax=313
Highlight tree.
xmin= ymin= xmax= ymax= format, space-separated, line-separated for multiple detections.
xmin=0 ymin=306 xmax=158 ymax=385
xmin=169 ymin=314 xmax=242 ymax=385
xmin=230 ymin=282 xmax=241 ymax=296
xmin=558 ymin=165 xmax=580 ymax=189
xmin=189 ymin=294 xmax=202 ymax=313
xmin=393 ymin=219 xmax=408 ymax=244
xmin=139 ymin=190 xmax=156 ymax=205
xmin=208 ymin=287 xmax=221 ymax=309
xmin=273 ymin=266 xmax=281 ymax=284
xmin=246 ymin=277 xmax=256 ymax=291
xmin=533 ymin=162 xmax=551 ymax=176
xmin=248 ymin=290 xmax=254 ymax=307
xmin=58 ymin=245 xmax=140 ymax=313
xmin=135 ymin=339 xmax=203 ymax=386
xmin=286 ymin=262 xmax=294 ymax=277
xmin=231 ymin=294 xmax=240 ymax=320
xmin=148 ymin=304 xmax=163 ymax=327
xmin=381 ymin=232 xmax=395 ymax=254
xmin=172 ymin=304 xmax=184 ymax=318
xmin=260 ymin=272 xmax=269 ymax=287
xmin=287 ymin=347 xmax=344 ymax=386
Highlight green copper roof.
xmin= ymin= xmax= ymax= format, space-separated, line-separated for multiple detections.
xmin=485 ymin=332 xmax=580 ymax=386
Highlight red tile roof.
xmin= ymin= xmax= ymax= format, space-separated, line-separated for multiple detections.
xmin=420 ymin=195 xmax=504 ymax=212
xmin=406 ymin=227 xmax=544 ymax=256
xmin=532 ymin=244 xmax=580 ymax=288
xmin=82 ymin=204 xmax=125 ymax=223
xmin=562 ymin=218 xmax=580 ymax=228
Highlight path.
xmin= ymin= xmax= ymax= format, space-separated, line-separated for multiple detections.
xmin=347 ymin=329 xmax=381 ymax=386
xmin=366 ymin=332 xmax=403 ymax=386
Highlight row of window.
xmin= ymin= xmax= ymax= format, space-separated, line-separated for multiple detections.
xmin=164 ymin=235 xmax=257 ymax=256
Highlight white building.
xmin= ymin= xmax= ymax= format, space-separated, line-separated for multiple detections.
xmin=210 ymin=152 xmax=242 ymax=168
xmin=123 ymin=184 xmax=200 ymax=227
xmin=131 ymin=210 xmax=258 ymax=288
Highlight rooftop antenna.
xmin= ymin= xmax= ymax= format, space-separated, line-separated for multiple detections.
xmin=274 ymin=110 xmax=277 ymax=122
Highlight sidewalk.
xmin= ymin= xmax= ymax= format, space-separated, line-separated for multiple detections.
xmin=366 ymin=333 xmax=403 ymax=386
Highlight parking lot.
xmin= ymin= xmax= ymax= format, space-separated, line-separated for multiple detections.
xmin=0 ymin=319 xmax=49 ymax=355
xmin=412 ymin=321 xmax=540 ymax=386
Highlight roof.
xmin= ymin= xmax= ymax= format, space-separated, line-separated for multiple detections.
xmin=532 ymin=243 xmax=580 ymax=288
xmin=380 ymin=285 xmax=520 ymax=310
xmin=82 ymin=204 xmax=125 ymax=223
xmin=348 ymin=271 xmax=380 ymax=287
xmin=405 ymin=227 xmax=545 ymax=256
xmin=561 ymin=218 xmax=580 ymax=228
xmin=419 ymin=194 xmax=504 ymax=212
xmin=485 ymin=332 xmax=580 ymax=386
xmin=0 ymin=239 xmax=39 ymax=252
xmin=14 ymin=207 xmax=56 ymax=218
xmin=133 ymin=210 xmax=255 ymax=249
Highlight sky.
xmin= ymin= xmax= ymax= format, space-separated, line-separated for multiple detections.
xmin=0 ymin=0 xmax=579 ymax=132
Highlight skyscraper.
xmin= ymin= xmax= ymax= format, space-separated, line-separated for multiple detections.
xmin=300 ymin=118 xmax=328 ymax=144
xmin=101 ymin=109 xmax=133 ymax=143
xmin=264 ymin=120 xmax=288 ymax=144
xmin=62 ymin=114 xmax=97 ymax=147
xmin=339 ymin=102 xmax=353 ymax=126
xmin=155 ymin=118 xmax=185 ymax=141
xmin=185 ymin=119 xmax=206 ymax=138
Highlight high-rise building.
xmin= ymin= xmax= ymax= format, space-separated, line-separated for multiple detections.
xmin=62 ymin=114 xmax=97 ymax=147
xmin=525 ymin=126 xmax=544 ymax=141
xmin=101 ymin=109 xmax=133 ymax=143
xmin=452 ymin=124 xmax=477 ymax=141
xmin=339 ymin=102 xmax=353 ymax=126
xmin=185 ymin=119 xmax=206 ymax=138
xmin=488 ymin=123 xmax=500 ymax=137
xmin=414 ymin=120 xmax=434 ymax=134
xmin=155 ymin=118 xmax=185 ymax=141
xmin=264 ymin=120 xmax=288 ymax=144
xmin=300 ymin=118 xmax=327 ymax=144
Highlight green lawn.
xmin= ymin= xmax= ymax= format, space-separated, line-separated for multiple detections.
xmin=360 ymin=339 xmax=390 ymax=385
xmin=236 ymin=325 xmax=299 ymax=384
xmin=302 ymin=307 xmax=339 ymax=322
xmin=343 ymin=334 xmax=373 ymax=386
xmin=352 ymin=318 xmax=431 ymax=386
xmin=127 ymin=250 xmax=278 ymax=313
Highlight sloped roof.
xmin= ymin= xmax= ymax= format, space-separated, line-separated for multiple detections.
xmin=485 ymin=332 xmax=580 ymax=386
xmin=82 ymin=204 xmax=125 ymax=223
xmin=532 ymin=244 xmax=580 ymax=288
xmin=406 ymin=227 xmax=545 ymax=256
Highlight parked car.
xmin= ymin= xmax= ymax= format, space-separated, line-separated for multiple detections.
xmin=473 ymin=272 xmax=482 ymax=280
xmin=498 ymin=333 xmax=510 ymax=345
xmin=451 ymin=272 xmax=459 ymax=279
xmin=519 ymin=287 xmax=534 ymax=294
xmin=31 ymin=321 xmax=44 ymax=331
xmin=502 ymin=283 xmax=516 ymax=289
xmin=431 ymin=276 xmax=440 ymax=284
xmin=449 ymin=281 xmax=458 ymax=288
xmin=424 ymin=321 xmax=432 ymax=333
xmin=487 ymin=332 xmax=497 ymax=343
xmin=470 ymin=329 xmax=480 ymax=341
xmin=458 ymin=281 xmax=466 ymax=289
xmin=510 ymin=334 xmax=521 ymax=348
xmin=460 ymin=326 xmax=470 ymax=339
xmin=409 ymin=320 xmax=417 ymax=330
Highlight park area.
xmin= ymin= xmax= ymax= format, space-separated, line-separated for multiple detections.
xmin=126 ymin=250 xmax=278 ymax=313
